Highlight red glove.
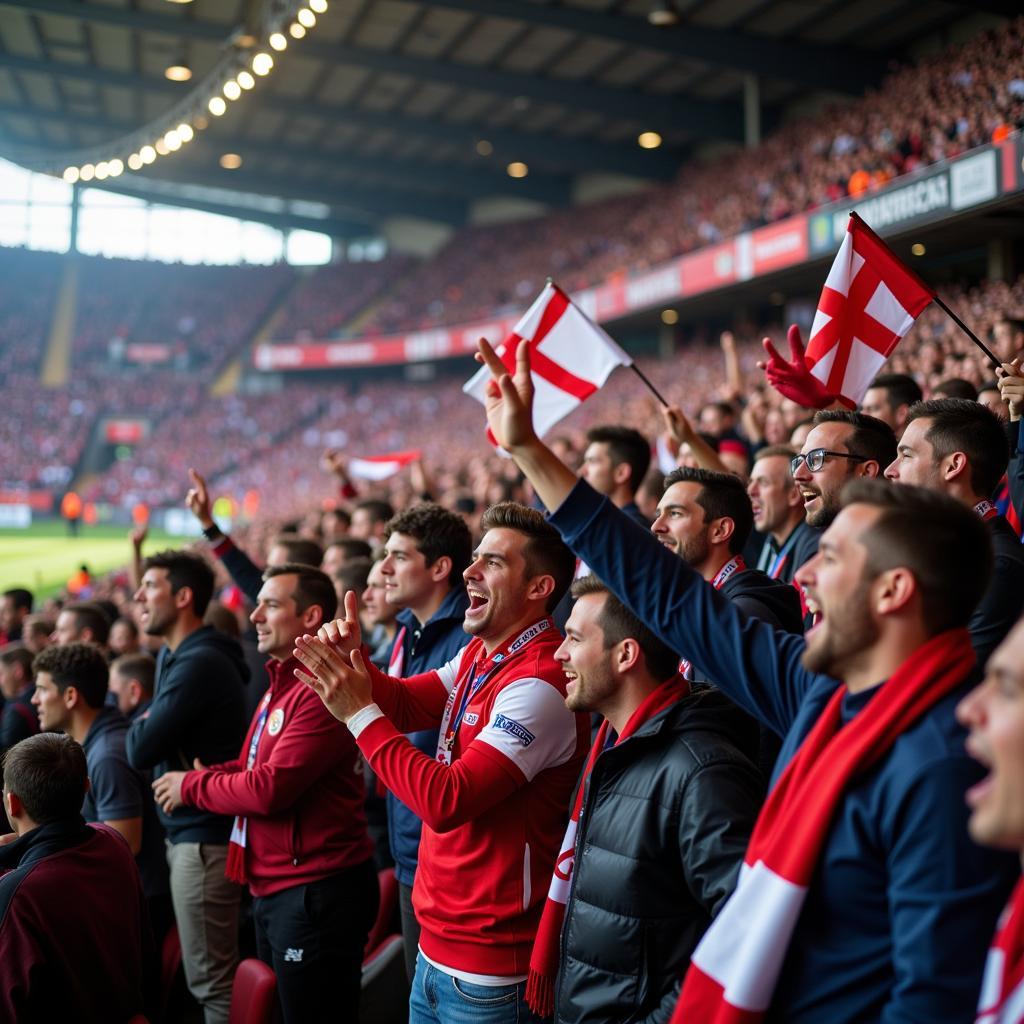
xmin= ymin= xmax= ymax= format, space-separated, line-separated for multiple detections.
xmin=759 ymin=324 xmax=841 ymax=409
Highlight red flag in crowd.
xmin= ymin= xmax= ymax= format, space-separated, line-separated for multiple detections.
xmin=463 ymin=281 xmax=633 ymax=444
xmin=804 ymin=212 xmax=935 ymax=408
xmin=347 ymin=449 xmax=421 ymax=481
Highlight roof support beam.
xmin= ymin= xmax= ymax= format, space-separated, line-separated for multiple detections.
xmin=0 ymin=54 xmax=682 ymax=179
xmin=417 ymin=0 xmax=888 ymax=95
xmin=0 ymin=0 xmax=742 ymax=138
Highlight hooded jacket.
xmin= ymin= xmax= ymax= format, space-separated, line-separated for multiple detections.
xmin=556 ymin=688 xmax=762 ymax=1024
xmin=126 ymin=625 xmax=248 ymax=843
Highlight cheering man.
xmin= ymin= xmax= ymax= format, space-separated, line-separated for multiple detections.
xmin=294 ymin=502 xmax=590 ymax=1024
xmin=474 ymin=336 xmax=1017 ymax=1024
xmin=152 ymin=564 xmax=376 ymax=1024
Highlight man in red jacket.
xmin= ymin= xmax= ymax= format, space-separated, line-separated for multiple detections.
xmin=153 ymin=563 xmax=377 ymax=1024
xmin=295 ymin=502 xmax=591 ymax=1024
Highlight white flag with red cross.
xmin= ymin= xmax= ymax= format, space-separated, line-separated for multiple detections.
xmin=347 ymin=449 xmax=421 ymax=481
xmin=805 ymin=213 xmax=935 ymax=408
xmin=463 ymin=281 xmax=633 ymax=445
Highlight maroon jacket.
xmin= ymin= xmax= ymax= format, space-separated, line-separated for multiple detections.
xmin=0 ymin=819 xmax=156 ymax=1022
xmin=181 ymin=656 xmax=373 ymax=897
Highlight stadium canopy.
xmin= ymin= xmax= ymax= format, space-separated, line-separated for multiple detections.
xmin=0 ymin=0 xmax=999 ymax=238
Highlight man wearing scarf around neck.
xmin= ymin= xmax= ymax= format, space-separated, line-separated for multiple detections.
xmin=529 ymin=574 xmax=761 ymax=1023
xmin=475 ymin=336 xmax=1018 ymax=1024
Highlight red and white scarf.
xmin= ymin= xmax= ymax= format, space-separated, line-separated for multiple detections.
xmin=225 ymin=688 xmax=273 ymax=884
xmin=978 ymin=876 xmax=1024 ymax=1023
xmin=670 ymin=627 xmax=976 ymax=1024
xmin=525 ymin=675 xmax=690 ymax=1018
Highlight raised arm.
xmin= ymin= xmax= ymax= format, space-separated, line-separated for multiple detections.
xmin=186 ymin=467 xmax=263 ymax=604
xmin=474 ymin=337 xmax=816 ymax=735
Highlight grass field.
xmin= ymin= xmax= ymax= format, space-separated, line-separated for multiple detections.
xmin=0 ymin=522 xmax=192 ymax=599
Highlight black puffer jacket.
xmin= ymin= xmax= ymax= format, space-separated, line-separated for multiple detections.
xmin=555 ymin=688 xmax=762 ymax=1024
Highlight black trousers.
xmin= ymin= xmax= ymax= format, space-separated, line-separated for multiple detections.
xmin=253 ymin=859 xmax=379 ymax=1024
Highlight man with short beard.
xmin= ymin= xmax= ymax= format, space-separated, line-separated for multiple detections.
xmin=543 ymin=576 xmax=760 ymax=1023
xmin=474 ymin=336 xmax=1017 ymax=1024
xmin=151 ymin=565 xmax=376 ymax=1024
xmin=294 ymin=503 xmax=590 ymax=1024
xmin=791 ymin=410 xmax=895 ymax=531
xmin=885 ymin=398 xmax=1024 ymax=668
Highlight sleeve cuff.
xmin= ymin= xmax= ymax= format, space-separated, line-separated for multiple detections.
xmin=347 ymin=703 xmax=385 ymax=738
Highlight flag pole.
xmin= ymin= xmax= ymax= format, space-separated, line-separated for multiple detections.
xmin=933 ymin=296 xmax=1002 ymax=370
xmin=629 ymin=363 xmax=671 ymax=408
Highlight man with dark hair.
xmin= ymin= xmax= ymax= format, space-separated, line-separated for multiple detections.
xmin=475 ymin=336 xmax=1017 ymax=1023
xmin=153 ymin=563 xmax=376 ymax=1024
xmin=21 ymin=615 xmax=52 ymax=654
xmin=791 ymin=409 xmax=895 ymax=530
xmin=748 ymin=446 xmax=818 ymax=584
xmin=51 ymin=600 xmax=111 ymax=649
xmin=378 ymin=503 xmax=474 ymax=979
xmin=0 ymin=645 xmax=38 ymax=755
xmin=860 ymin=372 xmax=923 ymax=435
xmin=127 ymin=548 xmax=248 ymax=1024
xmin=33 ymin=641 xmax=170 ymax=937
xmin=656 ymin=467 xmax=802 ymax=633
xmin=109 ymin=652 xmax=156 ymax=719
xmin=934 ymin=377 xmax=978 ymax=401
xmin=185 ymin=467 xmax=324 ymax=604
xmin=350 ymin=498 xmax=397 ymax=544
xmin=109 ymin=616 xmax=141 ymax=657
xmin=0 ymin=588 xmax=32 ymax=644
xmin=0 ymin=733 xmax=155 ymax=1021
xmin=885 ymin=398 xmax=1024 ymax=667
xmin=295 ymin=501 xmax=589 ymax=1024
xmin=322 ymin=537 xmax=374 ymax=578
xmin=581 ymin=425 xmax=651 ymax=528
xmin=538 ymin=575 xmax=761 ymax=1023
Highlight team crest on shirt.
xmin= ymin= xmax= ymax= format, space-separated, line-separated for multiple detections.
xmin=464 ymin=712 xmax=479 ymax=726
xmin=267 ymin=709 xmax=285 ymax=735
xmin=493 ymin=714 xmax=535 ymax=746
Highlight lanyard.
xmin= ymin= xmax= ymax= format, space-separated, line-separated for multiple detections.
xmin=680 ymin=558 xmax=745 ymax=678
xmin=245 ymin=690 xmax=273 ymax=770
xmin=975 ymin=499 xmax=999 ymax=522
xmin=768 ymin=527 xmax=801 ymax=580
xmin=437 ymin=619 xmax=551 ymax=762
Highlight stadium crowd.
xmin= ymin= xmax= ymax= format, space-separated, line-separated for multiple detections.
xmin=4 ymin=15 xmax=1024 ymax=1024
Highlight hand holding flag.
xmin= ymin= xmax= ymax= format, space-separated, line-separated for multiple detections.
xmin=347 ymin=449 xmax=421 ymax=481
xmin=464 ymin=281 xmax=634 ymax=445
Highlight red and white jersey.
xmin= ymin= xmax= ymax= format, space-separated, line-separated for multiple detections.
xmin=353 ymin=618 xmax=590 ymax=978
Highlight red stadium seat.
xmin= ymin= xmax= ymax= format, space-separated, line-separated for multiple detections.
xmin=229 ymin=958 xmax=278 ymax=1024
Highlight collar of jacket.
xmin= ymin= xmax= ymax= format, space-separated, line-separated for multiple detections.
xmin=0 ymin=815 xmax=90 ymax=872
xmin=396 ymin=585 xmax=470 ymax=632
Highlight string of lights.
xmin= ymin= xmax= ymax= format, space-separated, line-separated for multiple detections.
xmin=50 ymin=0 xmax=329 ymax=185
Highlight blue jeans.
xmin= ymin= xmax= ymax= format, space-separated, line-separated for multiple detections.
xmin=409 ymin=954 xmax=540 ymax=1024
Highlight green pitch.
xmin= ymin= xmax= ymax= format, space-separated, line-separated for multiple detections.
xmin=0 ymin=521 xmax=192 ymax=600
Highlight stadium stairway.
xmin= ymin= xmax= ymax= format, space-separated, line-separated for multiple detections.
xmin=210 ymin=270 xmax=305 ymax=397
xmin=40 ymin=256 xmax=78 ymax=388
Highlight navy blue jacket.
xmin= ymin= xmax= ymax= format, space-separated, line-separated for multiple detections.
xmin=548 ymin=479 xmax=1018 ymax=1024
xmin=384 ymin=586 xmax=471 ymax=887
xmin=126 ymin=625 xmax=248 ymax=843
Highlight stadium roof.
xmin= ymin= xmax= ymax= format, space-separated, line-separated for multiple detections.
xmin=0 ymin=0 xmax=1002 ymax=237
